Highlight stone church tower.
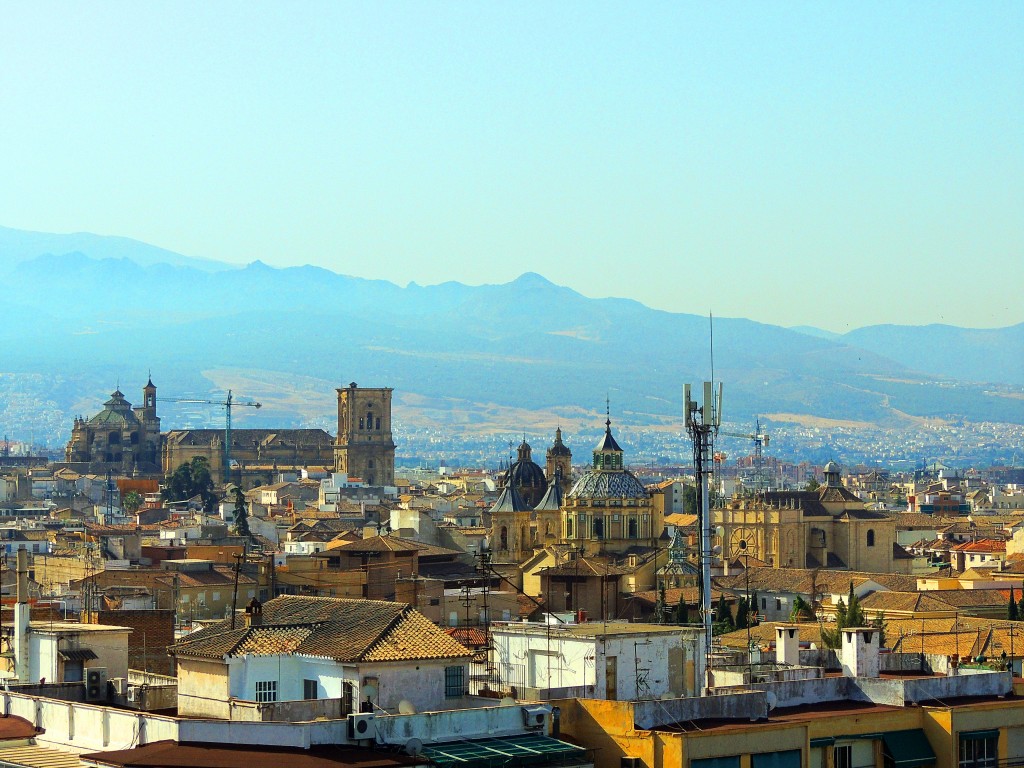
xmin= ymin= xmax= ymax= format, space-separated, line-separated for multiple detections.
xmin=333 ymin=383 xmax=396 ymax=486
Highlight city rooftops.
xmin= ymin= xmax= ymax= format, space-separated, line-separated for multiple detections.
xmin=492 ymin=620 xmax=702 ymax=638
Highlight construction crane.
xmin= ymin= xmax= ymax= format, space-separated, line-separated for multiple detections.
xmin=161 ymin=390 xmax=262 ymax=481
xmin=717 ymin=419 xmax=770 ymax=495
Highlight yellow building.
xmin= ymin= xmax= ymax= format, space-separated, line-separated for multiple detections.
xmin=714 ymin=463 xmax=911 ymax=573
xmin=561 ymin=417 xmax=661 ymax=556
xmin=556 ymin=668 xmax=1023 ymax=768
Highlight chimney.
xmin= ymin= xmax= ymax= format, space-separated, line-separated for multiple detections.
xmin=244 ymin=597 xmax=263 ymax=627
xmin=15 ymin=547 xmax=30 ymax=682
xmin=775 ymin=624 xmax=800 ymax=666
xmin=841 ymin=627 xmax=880 ymax=678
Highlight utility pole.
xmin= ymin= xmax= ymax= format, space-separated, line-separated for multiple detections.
xmin=460 ymin=583 xmax=473 ymax=628
xmin=685 ymin=381 xmax=722 ymax=695
xmin=231 ymin=553 xmax=242 ymax=629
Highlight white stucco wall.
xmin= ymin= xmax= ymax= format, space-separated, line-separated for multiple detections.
xmin=492 ymin=626 xmax=704 ymax=701
xmin=220 ymin=654 xmax=468 ymax=715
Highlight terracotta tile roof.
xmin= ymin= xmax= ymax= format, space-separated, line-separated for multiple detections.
xmin=952 ymin=539 xmax=1006 ymax=553
xmin=446 ymin=626 xmax=488 ymax=647
xmin=858 ymin=591 xmax=957 ymax=614
xmin=717 ymin=621 xmax=823 ymax=649
xmin=714 ymin=567 xmax=918 ymax=596
xmin=920 ymin=589 xmax=1010 ymax=608
xmin=170 ymin=595 xmax=471 ymax=663
xmin=538 ymin=559 xmax=632 ymax=577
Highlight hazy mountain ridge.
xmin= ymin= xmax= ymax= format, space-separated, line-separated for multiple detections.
xmin=1 ymin=226 xmax=1021 ymax=454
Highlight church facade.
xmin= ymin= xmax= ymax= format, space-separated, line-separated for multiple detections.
xmin=65 ymin=380 xmax=162 ymax=475
xmin=713 ymin=462 xmax=912 ymax=573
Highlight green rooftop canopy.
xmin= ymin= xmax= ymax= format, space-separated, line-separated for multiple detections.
xmin=882 ymin=729 xmax=937 ymax=768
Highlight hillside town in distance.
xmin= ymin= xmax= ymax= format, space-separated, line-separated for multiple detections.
xmin=0 ymin=378 xmax=1023 ymax=768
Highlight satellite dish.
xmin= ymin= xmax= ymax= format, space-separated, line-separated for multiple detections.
xmin=398 ymin=699 xmax=417 ymax=715
xmin=766 ymin=692 xmax=777 ymax=711
xmin=363 ymin=683 xmax=378 ymax=699
xmin=499 ymin=696 xmax=516 ymax=707
xmin=404 ymin=738 xmax=424 ymax=756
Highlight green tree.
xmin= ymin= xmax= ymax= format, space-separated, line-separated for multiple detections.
xmin=675 ymin=595 xmax=689 ymax=624
xmin=121 ymin=491 xmax=143 ymax=515
xmin=164 ymin=457 xmax=216 ymax=513
xmin=790 ymin=595 xmax=814 ymax=622
xmin=805 ymin=478 xmax=821 ymax=492
xmin=713 ymin=593 xmax=734 ymax=634
xmin=735 ymin=596 xmax=749 ymax=629
xmin=233 ymin=486 xmax=251 ymax=538
xmin=822 ymin=582 xmax=866 ymax=648
xmin=845 ymin=582 xmax=866 ymax=628
xmin=682 ymin=484 xmax=698 ymax=516
xmin=1009 ymin=587 xmax=1019 ymax=621
xmin=872 ymin=612 xmax=887 ymax=650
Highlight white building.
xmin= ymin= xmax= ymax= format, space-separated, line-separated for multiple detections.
xmin=170 ymin=595 xmax=474 ymax=718
xmin=490 ymin=621 xmax=705 ymax=701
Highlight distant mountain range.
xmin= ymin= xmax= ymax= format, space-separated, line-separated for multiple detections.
xmin=1 ymin=225 xmax=1021 ymax=456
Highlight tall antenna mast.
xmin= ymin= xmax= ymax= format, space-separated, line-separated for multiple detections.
xmin=684 ymin=375 xmax=722 ymax=696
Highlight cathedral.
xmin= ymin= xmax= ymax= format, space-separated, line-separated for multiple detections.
xmin=713 ymin=462 xmax=912 ymax=573
xmin=66 ymin=379 xmax=398 ymax=487
xmin=490 ymin=417 xmax=663 ymax=562
xmin=65 ymin=380 xmax=162 ymax=474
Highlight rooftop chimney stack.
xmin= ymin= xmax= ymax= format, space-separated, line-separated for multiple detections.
xmin=776 ymin=624 xmax=800 ymax=666
xmin=15 ymin=547 xmax=30 ymax=682
xmin=841 ymin=627 xmax=880 ymax=678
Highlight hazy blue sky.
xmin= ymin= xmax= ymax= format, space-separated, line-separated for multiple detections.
xmin=2 ymin=2 xmax=1021 ymax=332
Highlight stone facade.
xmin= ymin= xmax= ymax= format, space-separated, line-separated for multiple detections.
xmin=65 ymin=380 xmax=162 ymax=475
xmin=333 ymin=383 xmax=396 ymax=487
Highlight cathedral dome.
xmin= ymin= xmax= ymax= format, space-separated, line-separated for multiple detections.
xmin=508 ymin=455 xmax=546 ymax=489
xmin=502 ymin=439 xmax=547 ymax=507
xmin=568 ymin=469 xmax=647 ymax=500
xmin=566 ymin=416 xmax=647 ymax=500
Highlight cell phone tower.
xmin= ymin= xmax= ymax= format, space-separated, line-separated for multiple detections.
xmin=684 ymin=381 xmax=722 ymax=695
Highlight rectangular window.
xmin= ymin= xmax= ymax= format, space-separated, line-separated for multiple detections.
xmin=304 ymin=679 xmax=318 ymax=699
xmin=445 ymin=665 xmax=465 ymax=698
xmin=959 ymin=732 xmax=998 ymax=768
xmin=775 ymin=599 xmax=782 ymax=611
xmin=833 ymin=745 xmax=852 ymax=768
xmin=256 ymin=680 xmax=278 ymax=703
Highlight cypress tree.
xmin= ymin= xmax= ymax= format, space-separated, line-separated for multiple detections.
xmin=736 ymin=597 xmax=749 ymax=629
xmin=1009 ymin=587 xmax=1019 ymax=622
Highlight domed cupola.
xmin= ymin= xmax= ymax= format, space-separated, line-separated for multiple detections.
xmin=503 ymin=438 xmax=547 ymax=507
xmin=593 ymin=417 xmax=624 ymax=470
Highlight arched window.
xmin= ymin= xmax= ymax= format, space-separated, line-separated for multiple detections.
xmin=628 ymin=518 xmax=638 ymax=539
xmin=594 ymin=517 xmax=604 ymax=540
xmin=867 ymin=529 xmax=875 ymax=547
xmin=500 ymin=526 xmax=508 ymax=550
xmin=108 ymin=431 xmax=120 ymax=445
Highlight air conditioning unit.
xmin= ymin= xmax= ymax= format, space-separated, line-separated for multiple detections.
xmin=85 ymin=667 xmax=108 ymax=701
xmin=521 ymin=704 xmax=552 ymax=729
xmin=348 ymin=712 xmax=377 ymax=740
xmin=126 ymin=687 xmax=139 ymax=702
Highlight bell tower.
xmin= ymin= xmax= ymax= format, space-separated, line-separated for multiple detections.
xmin=334 ymin=383 xmax=396 ymax=486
